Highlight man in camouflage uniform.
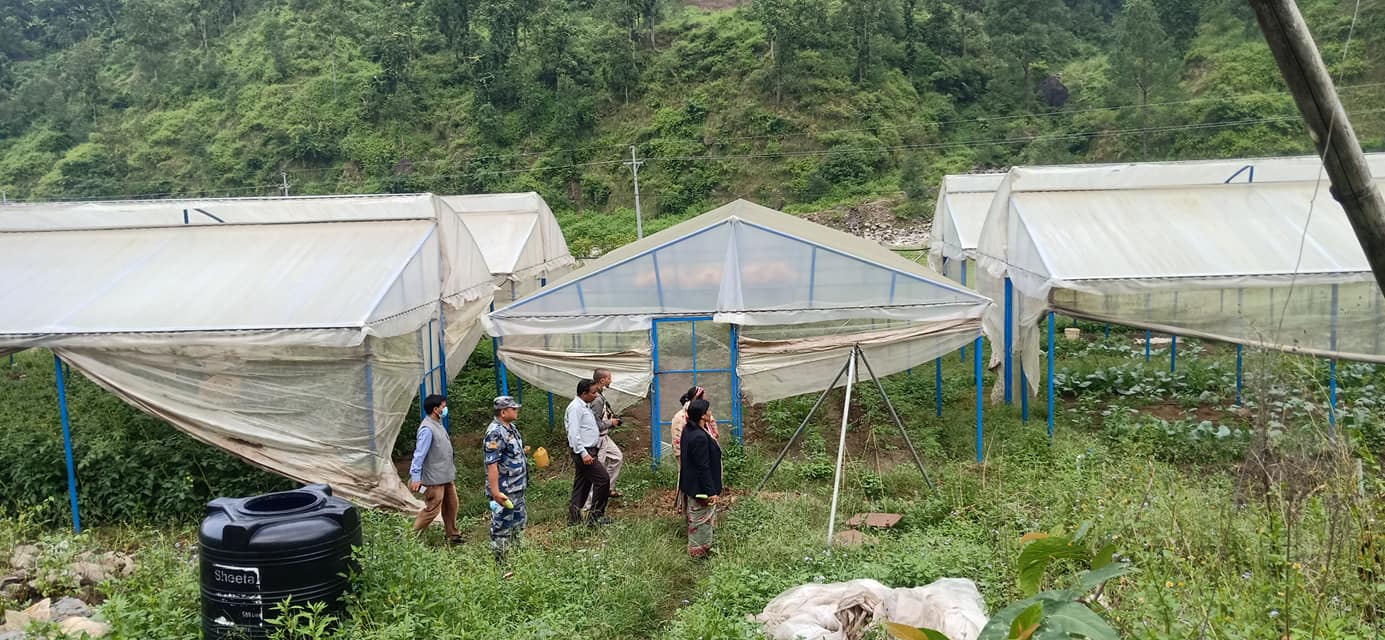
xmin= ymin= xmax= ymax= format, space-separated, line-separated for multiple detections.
xmin=484 ymin=396 xmax=528 ymax=562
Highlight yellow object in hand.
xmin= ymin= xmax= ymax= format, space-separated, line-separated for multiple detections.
xmin=502 ymin=498 xmax=515 ymax=510
xmin=534 ymin=447 xmax=550 ymax=468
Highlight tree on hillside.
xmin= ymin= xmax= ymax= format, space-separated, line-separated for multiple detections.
xmin=750 ymin=0 xmax=827 ymax=103
xmin=984 ymin=0 xmax=1072 ymax=100
xmin=428 ymin=0 xmax=475 ymax=58
xmin=841 ymin=0 xmax=899 ymax=85
xmin=1111 ymin=0 xmax=1175 ymax=158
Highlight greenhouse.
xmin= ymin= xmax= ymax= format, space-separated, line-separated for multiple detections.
xmin=975 ymin=153 xmax=1385 ymax=433
xmin=927 ymin=172 xmax=1004 ymax=288
xmin=485 ymin=199 xmax=993 ymax=462
xmin=0 ymin=194 xmax=497 ymax=516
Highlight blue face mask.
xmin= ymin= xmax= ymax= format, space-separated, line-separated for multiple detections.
xmin=440 ymin=406 xmax=449 ymax=419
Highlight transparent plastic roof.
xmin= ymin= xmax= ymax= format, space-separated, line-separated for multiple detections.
xmin=488 ymin=200 xmax=991 ymax=335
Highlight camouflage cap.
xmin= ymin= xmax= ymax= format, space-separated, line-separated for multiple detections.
xmin=493 ymin=396 xmax=522 ymax=411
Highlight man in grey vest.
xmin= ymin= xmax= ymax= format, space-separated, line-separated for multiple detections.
xmin=409 ymin=394 xmax=460 ymax=544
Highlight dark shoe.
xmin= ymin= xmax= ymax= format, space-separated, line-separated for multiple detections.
xmin=588 ymin=515 xmax=613 ymax=526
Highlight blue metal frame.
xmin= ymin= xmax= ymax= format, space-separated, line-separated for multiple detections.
xmin=959 ymin=260 xmax=968 ymax=361
xmin=1236 ymin=288 xmax=1244 ymax=406
xmin=54 ymin=355 xmax=81 ymax=533
xmin=1003 ymin=277 xmax=1014 ymax=405
xmin=1047 ymin=311 xmax=1055 ymax=439
xmin=974 ymin=337 xmax=984 ymax=463
xmin=650 ymin=316 xmax=740 ymax=468
xmin=1170 ymin=336 xmax=1178 ymax=373
xmin=1021 ymin=367 xmax=1029 ymax=422
xmin=1330 ymin=283 xmax=1339 ymax=434
xmin=365 ymin=353 xmax=377 ymax=452
xmin=934 ymin=358 xmax=943 ymax=417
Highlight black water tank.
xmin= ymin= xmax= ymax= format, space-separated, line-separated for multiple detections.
xmin=199 ymin=484 xmax=362 ymax=639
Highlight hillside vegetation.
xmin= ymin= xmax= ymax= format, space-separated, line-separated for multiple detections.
xmin=2 ymin=0 xmax=1383 ymax=237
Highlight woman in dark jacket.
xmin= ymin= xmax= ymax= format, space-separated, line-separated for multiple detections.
xmin=678 ymin=399 xmax=722 ymax=558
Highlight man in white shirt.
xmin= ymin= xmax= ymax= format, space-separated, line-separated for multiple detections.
xmin=565 ymin=378 xmax=610 ymax=525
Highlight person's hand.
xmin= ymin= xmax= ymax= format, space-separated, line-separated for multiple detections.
xmin=582 ymin=453 xmax=594 ymax=465
xmin=409 ymin=480 xmax=422 ymax=492
xmin=707 ymin=495 xmax=718 ymax=504
xmin=524 ymin=446 xmax=531 ymax=454
xmin=494 ymin=493 xmax=509 ymax=506
xmin=612 ymin=418 xmax=622 ymax=427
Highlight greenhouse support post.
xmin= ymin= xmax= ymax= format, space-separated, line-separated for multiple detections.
xmin=365 ymin=345 xmax=378 ymax=447
xmin=1004 ymin=277 xmax=1014 ymax=405
xmin=1047 ymin=311 xmax=1056 ymax=439
xmin=1236 ymin=288 xmax=1245 ymax=406
xmin=1170 ymin=336 xmax=1178 ymax=373
xmin=1145 ymin=330 xmax=1152 ymax=362
xmin=55 ymin=354 xmax=81 ymax=533
xmin=1021 ymin=367 xmax=1029 ymax=422
xmin=1330 ymin=283 xmax=1339 ymax=433
xmin=438 ymin=305 xmax=449 ymax=432
xmin=826 ymin=353 xmax=856 ymax=548
xmin=960 ymin=260 xmax=967 ymax=361
xmin=934 ymin=359 xmax=942 ymax=417
xmin=974 ymin=337 xmax=984 ymax=463
xmin=1236 ymin=346 xmax=1244 ymax=406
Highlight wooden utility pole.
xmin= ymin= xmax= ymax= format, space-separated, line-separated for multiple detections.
xmin=1249 ymin=0 xmax=1385 ymax=295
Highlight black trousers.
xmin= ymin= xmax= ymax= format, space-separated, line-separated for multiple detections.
xmin=569 ymin=447 xmax=610 ymax=523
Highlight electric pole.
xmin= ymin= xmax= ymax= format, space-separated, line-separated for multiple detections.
xmin=625 ymin=145 xmax=644 ymax=239
xmin=1250 ymin=0 xmax=1385 ymax=295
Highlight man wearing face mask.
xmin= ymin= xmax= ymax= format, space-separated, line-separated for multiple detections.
xmin=409 ymin=394 xmax=461 ymax=544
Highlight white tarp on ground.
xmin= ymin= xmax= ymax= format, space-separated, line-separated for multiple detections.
xmin=975 ymin=154 xmax=1385 ymax=396
xmin=927 ymin=173 xmax=1004 ymax=276
xmin=0 ymin=194 xmax=496 ymax=511
xmin=486 ymin=199 xmax=992 ymax=408
xmin=756 ymin=578 xmax=988 ymax=640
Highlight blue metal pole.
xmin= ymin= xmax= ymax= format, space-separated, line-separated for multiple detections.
xmin=1236 ymin=287 xmax=1245 ymax=406
xmin=1104 ymin=324 xmax=1110 ymax=341
xmin=54 ymin=355 xmax=81 ymax=533
xmin=1236 ymin=345 xmax=1244 ymax=406
xmin=974 ymin=337 xmax=984 ymax=464
xmin=547 ymin=392 xmax=555 ymax=431
xmin=1047 ymin=311 xmax=1055 ymax=439
xmin=1004 ymin=277 xmax=1014 ymax=405
xmin=731 ymin=324 xmax=743 ymax=442
xmin=960 ymin=259 xmax=968 ymax=362
xmin=935 ymin=358 xmax=943 ymax=417
xmin=1021 ymin=367 xmax=1029 ymax=422
xmin=365 ymin=360 xmax=379 ymax=443
xmin=1330 ymin=284 xmax=1339 ymax=434
xmin=1145 ymin=330 xmax=1152 ymax=362
xmin=1170 ymin=336 xmax=1177 ymax=373
xmin=650 ymin=324 xmax=661 ymax=469
xmin=437 ymin=306 xmax=449 ymax=432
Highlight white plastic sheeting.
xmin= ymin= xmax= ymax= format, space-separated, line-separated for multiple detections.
xmin=975 ymin=154 xmax=1385 ymax=396
xmin=487 ymin=199 xmax=991 ymax=412
xmin=443 ymin=192 xmax=575 ymax=306
xmin=927 ymin=173 xmax=1004 ymax=274
xmin=755 ymin=578 xmax=988 ymax=640
xmin=0 ymin=194 xmax=497 ymax=511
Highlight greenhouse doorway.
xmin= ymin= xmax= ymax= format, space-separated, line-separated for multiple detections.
xmin=651 ymin=317 xmax=741 ymax=465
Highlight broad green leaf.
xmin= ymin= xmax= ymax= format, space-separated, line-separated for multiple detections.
xmin=884 ymin=622 xmax=951 ymax=640
xmin=1030 ymin=601 xmax=1119 ymax=640
xmin=1072 ymin=521 xmax=1093 ymax=543
xmin=1017 ymin=536 xmax=1090 ymax=596
xmin=1091 ymin=543 xmax=1117 ymax=570
xmin=1008 ymin=602 xmax=1043 ymax=640
xmin=1076 ymin=562 xmax=1133 ymax=593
